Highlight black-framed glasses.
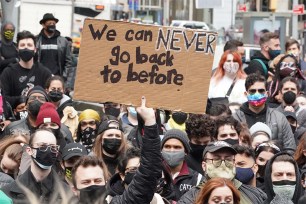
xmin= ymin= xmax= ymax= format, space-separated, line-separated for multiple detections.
xmin=248 ymin=89 xmax=266 ymax=95
xmin=205 ymin=158 xmax=235 ymax=168
xmin=28 ymin=95 xmax=47 ymax=103
xmin=280 ymin=62 xmax=296 ymax=69
xmin=31 ymin=143 xmax=59 ymax=153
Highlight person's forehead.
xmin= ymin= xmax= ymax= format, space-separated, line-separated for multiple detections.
xmin=282 ymin=81 xmax=297 ymax=89
xmin=288 ymin=43 xmax=299 ymax=50
xmin=269 ymin=38 xmax=280 ymax=45
xmin=103 ymin=128 xmax=122 ymax=136
xmin=4 ymin=24 xmax=14 ymax=30
xmin=235 ymin=153 xmax=254 ymax=163
xmin=272 ymin=161 xmax=295 ymax=173
xmin=164 ymin=138 xmax=184 ymax=146
xmin=76 ymin=166 xmax=104 ymax=181
xmin=126 ymin=157 xmax=140 ymax=168
xmin=191 ymin=136 xmax=211 ymax=142
xmin=218 ymin=125 xmax=236 ymax=133
xmin=50 ymin=80 xmax=63 ymax=88
xmin=249 ymin=82 xmax=266 ymax=90
xmin=45 ymin=20 xmax=57 ymax=25
xmin=29 ymin=93 xmax=44 ymax=97
xmin=282 ymin=57 xmax=295 ymax=63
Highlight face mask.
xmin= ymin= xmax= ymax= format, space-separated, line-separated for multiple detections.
xmin=189 ymin=142 xmax=206 ymax=162
xmin=268 ymin=49 xmax=281 ymax=59
xmin=105 ymin=107 xmax=121 ymax=118
xmin=172 ymin=112 xmax=188 ymax=125
xmin=80 ymin=127 xmax=96 ymax=152
xmin=78 ymin=185 xmax=106 ymax=204
xmin=290 ymin=125 xmax=297 ymax=133
xmin=223 ymin=138 xmax=239 ymax=146
xmin=64 ymin=166 xmax=73 ymax=180
xmin=272 ymin=180 xmax=296 ymax=200
xmin=28 ymin=100 xmax=43 ymax=117
xmin=19 ymin=48 xmax=35 ymax=62
xmin=50 ymin=128 xmax=60 ymax=139
xmin=235 ymin=167 xmax=254 ymax=184
xmin=283 ymin=91 xmax=296 ymax=105
xmin=3 ymin=30 xmax=14 ymax=41
xmin=247 ymin=93 xmax=267 ymax=107
xmin=46 ymin=25 xmax=56 ymax=34
xmin=223 ymin=62 xmax=239 ymax=75
xmin=206 ymin=162 xmax=236 ymax=180
xmin=162 ymin=150 xmax=185 ymax=168
xmin=15 ymin=110 xmax=28 ymax=120
xmin=32 ymin=148 xmax=58 ymax=170
xmin=257 ymin=164 xmax=266 ymax=177
xmin=102 ymin=138 xmax=121 ymax=155
xmin=48 ymin=90 xmax=63 ymax=102
xmin=124 ymin=171 xmax=136 ymax=185
xmin=128 ymin=107 xmax=137 ymax=118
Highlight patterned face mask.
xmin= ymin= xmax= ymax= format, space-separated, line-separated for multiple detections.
xmin=4 ymin=30 xmax=14 ymax=40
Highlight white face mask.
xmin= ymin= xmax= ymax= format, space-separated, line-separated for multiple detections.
xmin=223 ymin=62 xmax=239 ymax=75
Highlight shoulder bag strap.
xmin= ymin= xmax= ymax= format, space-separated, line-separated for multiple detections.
xmin=225 ymin=77 xmax=237 ymax=97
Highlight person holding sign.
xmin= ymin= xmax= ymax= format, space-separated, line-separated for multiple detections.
xmin=208 ymin=50 xmax=247 ymax=111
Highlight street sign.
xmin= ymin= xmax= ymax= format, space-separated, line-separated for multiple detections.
xmin=293 ymin=4 xmax=304 ymax=15
xmin=238 ymin=4 xmax=247 ymax=12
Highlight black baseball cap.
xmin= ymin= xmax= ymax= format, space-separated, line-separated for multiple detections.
xmin=203 ymin=141 xmax=237 ymax=158
xmin=97 ymin=119 xmax=123 ymax=135
xmin=61 ymin=143 xmax=87 ymax=161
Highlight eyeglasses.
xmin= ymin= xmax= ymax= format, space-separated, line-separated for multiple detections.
xmin=280 ymin=62 xmax=296 ymax=69
xmin=248 ymin=89 xmax=266 ymax=95
xmin=204 ymin=158 xmax=235 ymax=168
xmin=28 ymin=95 xmax=46 ymax=103
xmin=31 ymin=143 xmax=59 ymax=153
xmin=80 ymin=120 xmax=96 ymax=127
xmin=255 ymin=142 xmax=280 ymax=153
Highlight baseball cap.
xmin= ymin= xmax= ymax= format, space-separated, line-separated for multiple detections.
xmin=203 ymin=141 xmax=237 ymax=158
xmin=61 ymin=143 xmax=87 ymax=160
xmin=97 ymin=119 xmax=123 ymax=135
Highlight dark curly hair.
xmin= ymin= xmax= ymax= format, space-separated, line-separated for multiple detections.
xmin=213 ymin=116 xmax=242 ymax=139
xmin=185 ymin=114 xmax=214 ymax=140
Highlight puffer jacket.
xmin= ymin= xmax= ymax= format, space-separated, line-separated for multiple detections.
xmin=110 ymin=124 xmax=162 ymax=204
xmin=0 ymin=173 xmax=14 ymax=188
xmin=233 ymin=105 xmax=296 ymax=152
xmin=177 ymin=177 xmax=267 ymax=204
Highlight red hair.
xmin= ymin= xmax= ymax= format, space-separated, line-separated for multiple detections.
xmin=213 ymin=50 xmax=247 ymax=82
xmin=195 ymin=178 xmax=240 ymax=204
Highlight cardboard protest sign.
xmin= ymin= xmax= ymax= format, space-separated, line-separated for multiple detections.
xmin=74 ymin=19 xmax=217 ymax=113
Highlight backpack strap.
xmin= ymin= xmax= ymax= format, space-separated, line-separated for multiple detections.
xmin=253 ymin=59 xmax=268 ymax=77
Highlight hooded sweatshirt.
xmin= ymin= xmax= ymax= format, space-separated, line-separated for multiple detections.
xmin=264 ymin=152 xmax=304 ymax=204
xmin=245 ymin=51 xmax=271 ymax=79
xmin=239 ymin=102 xmax=267 ymax=127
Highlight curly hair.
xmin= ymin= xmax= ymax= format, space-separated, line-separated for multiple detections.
xmin=185 ymin=114 xmax=214 ymax=140
xmin=213 ymin=116 xmax=242 ymax=140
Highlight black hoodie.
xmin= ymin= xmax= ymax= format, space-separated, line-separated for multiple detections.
xmin=245 ymin=51 xmax=271 ymax=79
xmin=239 ymin=102 xmax=267 ymax=128
xmin=264 ymin=152 xmax=304 ymax=204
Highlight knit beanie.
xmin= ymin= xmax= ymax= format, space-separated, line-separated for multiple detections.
xmin=161 ymin=129 xmax=190 ymax=153
xmin=26 ymin=85 xmax=49 ymax=104
xmin=79 ymin=109 xmax=101 ymax=122
xmin=249 ymin=122 xmax=272 ymax=138
xmin=36 ymin=102 xmax=61 ymax=127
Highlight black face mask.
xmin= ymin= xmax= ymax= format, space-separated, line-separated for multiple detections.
xmin=290 ymin=125 xmax=297 ymax=133
xmin=189 ymin=142 xmax=206 ymax=162
xmin=19 ymin=48 xmax=34 ymax=62
xmin=46 ymin=25 xmax=56 ymax=34
xmin=105 ymin=107 xmax=121 ymax=118
xmin=32 ymin=148 xmax=58 ymax=169
xmin=124 ymin=171 xmax=136 ymax=185
xmin=50 ymin=128 xmax=61 ymax=139
xmin=102 ymin=138 xmax=121 ymax=155
xmin=80 ymin=127 xmax=96 ymax=152
xmin=48 ymin=90 xmax=63 ymax=102
xmin=223 ymin=138 xmax=239 ymax=146
xmin=28 ymin=100 xmax=43 ymax=117
xmin=14 ymin=110 xmax=28 ymax=120
xmin=283 ymin=91 xmax=296 ymax=105
xmin=78 ymin=185 xmax=106 ymax=204
xmin=257 ymin=164 xmax=266 ymax=177
xmin=172 ymin=112 xmax=188 ymax=125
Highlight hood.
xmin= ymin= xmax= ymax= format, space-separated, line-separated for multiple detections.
xmin=40 ymin=28 xmax=60 ymax=39
xmin=239 ymin=102 xmax=267 ymax=116
xmin=59 ymin=94 xmax=72 ymax=107
xmin=107 ymin=173 xmax=124 ymax=197
xmin=264 ymin=152 xmax=304 ymax=203
xmin=251 ymin=51 xmax=269 ymax=61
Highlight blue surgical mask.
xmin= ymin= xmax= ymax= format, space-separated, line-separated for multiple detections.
xmin=128 ymin=107 xmax=137 ymax=117
xmin=235 ymin=167 xmax=254 ymax=184
xmin=268 ymin=49 xmax=281 ymax=59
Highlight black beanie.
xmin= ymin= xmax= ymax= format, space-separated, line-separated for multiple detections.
xmin=161 ymin=129 xmax=190 ymax=153
xmin=26 ymin=85 xmax=49 ymax=104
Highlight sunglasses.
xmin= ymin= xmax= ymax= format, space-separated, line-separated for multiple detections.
xmin=248 ymin=89 xmax=266 ymax=95
xmin=280 ymin=62 xmax=296 ymax=69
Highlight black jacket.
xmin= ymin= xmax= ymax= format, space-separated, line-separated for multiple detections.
xmin=0 ymin=167 xmax=73 ymax=203
xmin=264 ymin=152 xmax=305 ymax=204
xmin=177 ymin=177 xmax=267 ymax=204
xmin=245 ymin=51 xmax=270 ymax=79
xmin=110 ymin=124 xmax=162 ymax=204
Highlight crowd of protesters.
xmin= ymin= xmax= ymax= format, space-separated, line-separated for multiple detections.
xmin=0 ymin=13 xmax=306 ymax=204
